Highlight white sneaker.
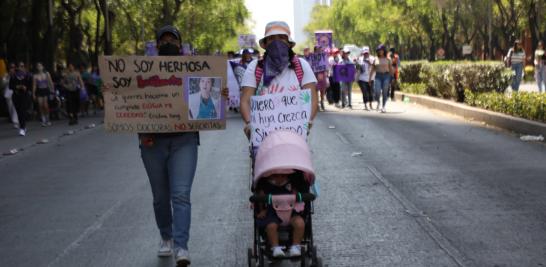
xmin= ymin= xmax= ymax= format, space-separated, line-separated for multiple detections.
xmin=157 ymin=239 xmax=173 ymax=257
xmin=381 ymin=108 xmax=386 ymax=113
xmin=18 ymin=129 xmax=26 ymax=136
xmin=272 ymin=246 xmax=285 ymax=258
xmin=175 ymin=248 xmax=191 ymax=266
xmin=289 ymin=245 xmax=301 ymax=257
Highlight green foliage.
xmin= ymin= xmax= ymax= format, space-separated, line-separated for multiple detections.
xmin=304 ymin=0 xmax=546 ymax=61
xmin=0 ymin=0 xmax=250 ymax=68
xmin=418 ymin=61 xmax=513 ymax=100
xmin=465 ymin=90 xmax=546 ymax=123
xmin=524 ymin=65 xmax=535 ymax=82
xmin=400 ymin=61 xmax=427 ymax=83
xmin=400 ymin=83 xmax=427 ymax=95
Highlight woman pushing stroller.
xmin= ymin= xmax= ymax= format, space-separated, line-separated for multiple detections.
xmin=240 ymin=21 xmax=322 ymax=266
xmin=249 ymin=130 xmax=322 ymax=266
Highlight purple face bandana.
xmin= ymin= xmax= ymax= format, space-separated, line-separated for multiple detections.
xmin=263 ymin=40 xmax=290 ymax=87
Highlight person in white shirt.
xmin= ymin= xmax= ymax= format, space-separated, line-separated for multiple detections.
xmin=327 ymin=48 xmax=341 ymax=106
xmin=240 ymin=21 xmax=318 ymax=139
xmin=357 ymin=46 xmax=375 ymax=110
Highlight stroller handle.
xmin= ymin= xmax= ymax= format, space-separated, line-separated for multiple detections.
xmin=249 ymin=193 xmax=316 ymax=203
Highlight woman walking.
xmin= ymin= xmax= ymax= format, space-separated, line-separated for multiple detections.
xmin=369 ymin=44 xmax=393 ymax=113
xmin=357 ymin=46 xmax=374 ymax=110
xmin=506 ymin=40 xmax=526 ymax=92
xmin=534 ymin=41 xmax=545 ymax=93
xmin=240 ymin=20 xmax=318 ymax=137
xmin=10 ymin=62 xmax=32 ymax=136
xmin=62 ymin=63 xmax=84 ymax=125
xmin=32 ymin=62 xmax=54 ymax=126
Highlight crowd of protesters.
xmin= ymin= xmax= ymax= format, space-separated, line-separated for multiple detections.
xmin=0 ymin=60 xmax=103 ymax=136
xmin=301 ymin=44 xmax=400 ymax=113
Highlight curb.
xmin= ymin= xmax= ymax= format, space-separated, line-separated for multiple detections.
xmin=395 ymin=92 xmax=546 ymax=137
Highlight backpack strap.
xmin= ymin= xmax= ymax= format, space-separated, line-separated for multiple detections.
xmin=254 ymin=56 xmax=304 ymax=88
xmin=292 ymin=56 xmax=304 ymax=86
xmin=255 ymin=60 xmax=264 ymax=87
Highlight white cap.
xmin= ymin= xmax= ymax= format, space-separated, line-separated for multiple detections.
xmin=342 ymin=47 xmax=351 ymax=53
xmin=362 ymin=46 xmax=370 ymax=54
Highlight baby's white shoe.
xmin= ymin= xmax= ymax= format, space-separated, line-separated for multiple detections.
xmin=272 ymin=246 xmax=285 ymax=257
xmin=289 ymin=245 xmax=301 ymax=257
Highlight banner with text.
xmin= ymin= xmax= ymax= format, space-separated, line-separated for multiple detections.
xmin=227 ymin=60 xmax=247 ymax=108
xmin=238 ymin=34 xmax=256 ymax=48
xmin=309 ymin=52 xmax=328 ymax=73
xmin=99 ymin=55 xmax=227 ymax=133
xmin=333 ymin=64 xmax=356 ymax=83
xmin=250 ymin=89 xmax=311 ymax=147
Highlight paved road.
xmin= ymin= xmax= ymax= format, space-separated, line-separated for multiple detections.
xmin=0 ymin=96 xmax=545 ymax=267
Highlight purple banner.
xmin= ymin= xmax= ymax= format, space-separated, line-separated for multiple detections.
xmin=315 ymin=31 xmax=333 ymax=49
xmin=333 ymin=64 xmax=356 ymax=83
xmin=145 ymin=41 xmax=157 ymax=56
xmin=309 ymin=52 xmax=328 ymax=73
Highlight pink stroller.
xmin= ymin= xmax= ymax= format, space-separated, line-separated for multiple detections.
xmin=248 ymin=130 xmax=323 ymax=267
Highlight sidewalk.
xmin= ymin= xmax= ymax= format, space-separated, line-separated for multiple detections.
xmin=0 ymin=113 xmax=104 ymax=158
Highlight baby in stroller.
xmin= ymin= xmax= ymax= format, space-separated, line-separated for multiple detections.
xmin=255 ymin=169 xmax=307 ymax=257
xmin=249 ymin=130 xmax=322 ymax=266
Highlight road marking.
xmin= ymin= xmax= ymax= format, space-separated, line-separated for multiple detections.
xmin=46 ymin=199 xmax=123 ymax=267
xmin=367 ymin=166 xmax=474 ymax=267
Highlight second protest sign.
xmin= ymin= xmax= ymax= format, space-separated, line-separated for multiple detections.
xmin=250 ymin=89 xmax=312 ymax=147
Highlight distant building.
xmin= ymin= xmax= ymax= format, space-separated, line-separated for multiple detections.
xmin=293 ymin=0 xmax=332 ymax=45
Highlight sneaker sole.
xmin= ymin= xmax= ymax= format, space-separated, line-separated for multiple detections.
xmin=176 ymin=259 xmax=190 ymax=267
xmin=157 ymin=251 xmax=173 ymax=257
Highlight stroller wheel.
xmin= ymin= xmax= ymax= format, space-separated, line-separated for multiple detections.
xmin=248 ymin=248 xmax=256 ymax=267
xmin=311 ymin=246 xmax=319 ymax=266
xmin=258 ymin=248 xmax=265 ymax=267
xmin=300 ymin=247 xmax=307 ymax=267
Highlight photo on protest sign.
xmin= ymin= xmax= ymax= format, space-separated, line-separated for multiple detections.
xmin=250 ymin=89 xmax=312 ymax=148
xmin=186 ymin=76 xmax=223 ymax=120
xmin=98 ymin=55 xmax=227 ymax=133
xmin=333 ymin=64 xmax=356 ymax=83
xmin=315 ymin=31 xmax=333 ymax=49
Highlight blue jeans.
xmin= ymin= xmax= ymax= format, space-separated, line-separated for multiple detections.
xmin=140 ymin=132 xmax=199 ymax=250
xmin=511 ymin=63 xmax=524 ymax=92
xmin=340 ymin=81 xmax=352 ymax=106
xmin=536 ymin=64 xmax=545 ymax=93
xmin=374 ymin=73 xmax=391 ymax=107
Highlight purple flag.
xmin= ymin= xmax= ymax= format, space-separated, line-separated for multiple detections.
xmin=333 ymin=64 xmax=356 ymax=82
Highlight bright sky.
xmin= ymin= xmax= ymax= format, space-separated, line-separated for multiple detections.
xmin=244 ymin=0 xmax=295 ymax=41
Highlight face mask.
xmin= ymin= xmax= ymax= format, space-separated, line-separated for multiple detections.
xmin=158 ymin=43 xmax=180 ymax=56
xmin=266 ymin=40 xmax=289 ymax=69
xmin=263 ymin=40 xmax=290 ymax=86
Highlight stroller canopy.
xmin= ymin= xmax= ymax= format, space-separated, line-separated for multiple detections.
xmin=253 ymin=130 xmax=315 ymax=186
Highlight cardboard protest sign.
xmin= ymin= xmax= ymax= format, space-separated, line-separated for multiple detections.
xmin=238 ymin=34 xmax=256 ymax=48
xmin=250 ymin=89 xmax=312 ymax=147
xmin=227 ymin=60 xmax=247 ymax=108
xmin=308 ymin=52 xmax=328 ymax=73
xmin=315 ymin=30 xmax=333 ymax=49
xmin=99 ymin=55 xmax=227 ymax=133
xmin=333 ymin=64 xmax=356 ymax=82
